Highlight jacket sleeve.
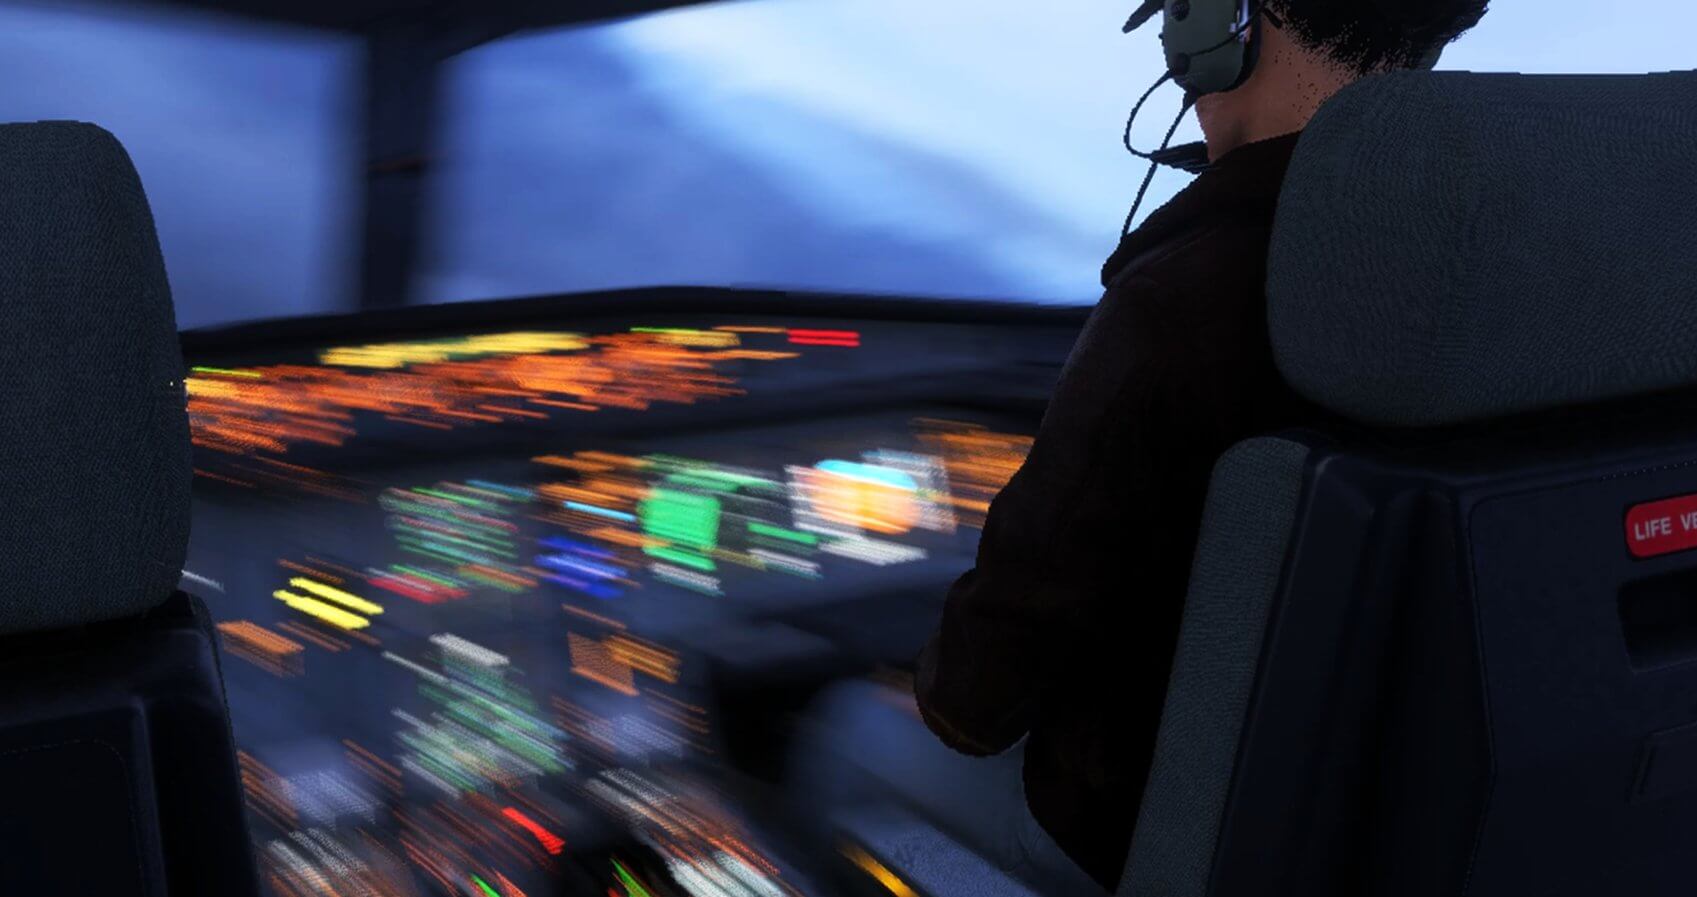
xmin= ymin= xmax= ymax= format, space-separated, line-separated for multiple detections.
xmin=914 ymin=270 xmax=1260 ymax=756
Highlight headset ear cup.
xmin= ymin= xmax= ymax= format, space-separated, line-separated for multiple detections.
xmin=1163 ymin=0 xmax=1259 ymax=96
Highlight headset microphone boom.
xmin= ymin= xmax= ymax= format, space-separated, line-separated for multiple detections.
xmin=1118 ymin=0 xmax=1455 ymax=235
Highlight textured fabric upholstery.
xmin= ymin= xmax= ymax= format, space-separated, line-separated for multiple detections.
xmin=0 ymin=121 xmax=190 ymax=634
xmin=1119 ymin=438 xmax=1310 ymax=896
xmin=1268 ymin=69 xmax=1697 ymax=427
xmin=832 ymin=805 xmax=1045 ymax=897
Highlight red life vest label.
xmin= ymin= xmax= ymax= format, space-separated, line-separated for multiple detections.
xmin=1626 ymin=494 xmax=1697 ymax=558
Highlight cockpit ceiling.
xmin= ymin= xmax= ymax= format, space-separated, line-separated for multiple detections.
xmin=99 ymin=0 xmax=721 ymax=34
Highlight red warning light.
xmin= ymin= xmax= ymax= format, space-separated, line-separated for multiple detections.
xmin=788 ymin=329 xmax=861 ymax=348
xmin=502 ymin=806 xmax=565 ymax=855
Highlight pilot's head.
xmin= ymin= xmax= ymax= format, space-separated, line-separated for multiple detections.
xmin=1194 ymin=0 xmax=1490 ymax=160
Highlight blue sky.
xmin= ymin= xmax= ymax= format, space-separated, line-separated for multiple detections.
xmin=0 ymin=0 xmax=1690 ymax=327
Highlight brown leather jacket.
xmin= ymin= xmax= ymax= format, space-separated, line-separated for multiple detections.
xmin=915 ymin=132 xmax=1335 ymax=891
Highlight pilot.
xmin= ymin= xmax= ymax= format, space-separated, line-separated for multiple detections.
xmin=913 ymin=0 xmax=1491 ymax=892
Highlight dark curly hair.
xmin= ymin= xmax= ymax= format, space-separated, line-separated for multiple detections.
xmin=1266 ymin=0 xmax=1491 ymax=74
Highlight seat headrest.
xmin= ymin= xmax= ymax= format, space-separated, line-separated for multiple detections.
xmin=1268 ymin=70 xmax=1697 ymax=428
xmin=0 ymin=122 xmax=190 ymax=634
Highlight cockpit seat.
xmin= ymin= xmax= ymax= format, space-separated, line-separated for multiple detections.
xmin=1123 ymin=67 xmax=1697 ymax=897
xmin=0 ymin=121 xmax=258 ymax=896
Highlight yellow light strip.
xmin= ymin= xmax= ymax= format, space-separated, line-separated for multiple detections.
xmin=274 ymin=589 xmax=370 ymax=630
xmin=288 ymin=577 xmax=384 ymax=615
xmin=319 ymin=331 xmax=590 ymax=368
xmin=840 ymin=843 xmax=918 ymax=897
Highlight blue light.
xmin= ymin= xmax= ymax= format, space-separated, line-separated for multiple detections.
xmin=564 ymin=501 xmax=637 ymax=523
xmin=816 ymin=460 xmax=918 ymax=491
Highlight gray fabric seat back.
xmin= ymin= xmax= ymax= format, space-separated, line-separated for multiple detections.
xmin=1120 ymin=438 xmax=1310 ymax=896
xmin=0 ymin=120 xmax=191 ymax=634
xmin=1269 ymin=68 xmax=1697 ymax=427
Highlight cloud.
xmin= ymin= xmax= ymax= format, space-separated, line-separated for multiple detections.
xmin=0 ymin=1 xmax=358 ymax=328
xmin=422 ymin=26 xmax=1117 ymax=303
xmin=4 ymin=0 xmax=1689 ymax=326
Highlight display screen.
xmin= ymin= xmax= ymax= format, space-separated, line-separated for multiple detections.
xmin=184 ymin=314 xmax=1057 ymax=896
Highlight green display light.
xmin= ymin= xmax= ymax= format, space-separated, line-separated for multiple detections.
xmin=747 ymin=521 xmax=818 ymax=546
xmin=612 ymin=860 xmax=655 ymax=897
xmin=647 ymin=546 xmax=716 ymax=572
xmin=639 ymin=488 xmax=721 ymax=552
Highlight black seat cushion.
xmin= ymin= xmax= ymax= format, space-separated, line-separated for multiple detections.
xmin=0 ymin=121 xmax=191 ymax=635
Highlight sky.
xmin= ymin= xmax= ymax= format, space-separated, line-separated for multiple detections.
xmin=0 ymin=0 xmax=1690 ymax=328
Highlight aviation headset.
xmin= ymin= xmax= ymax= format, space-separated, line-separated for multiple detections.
xmin=1119 ymin=0 xmax=1458 ymax=234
